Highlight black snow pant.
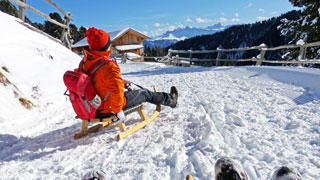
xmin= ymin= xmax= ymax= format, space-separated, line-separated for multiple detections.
xmin=124 ymin=88 xmax=174 ymax=110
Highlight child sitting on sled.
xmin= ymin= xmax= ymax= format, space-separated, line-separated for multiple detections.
xmin=79 ymin=27 xmax=178 ymax=123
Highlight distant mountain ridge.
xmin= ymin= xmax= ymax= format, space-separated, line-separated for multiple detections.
xmin=159 ymin=23 xmax=226 ymax=39
xmin=144 ymin=23 xmax=228 ymax=48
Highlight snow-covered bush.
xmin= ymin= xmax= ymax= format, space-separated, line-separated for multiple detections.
xmin=278 ymin=0 xmax=320 ymax=60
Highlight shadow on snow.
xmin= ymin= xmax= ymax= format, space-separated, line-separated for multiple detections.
xmin=244 ymin=66 xmax=320 ymax=105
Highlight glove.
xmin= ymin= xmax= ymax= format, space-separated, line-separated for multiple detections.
xmin=116 ymin=110 xmax=126 ymax=123
xmin=89 ymin=94 xmax=102 ymax=109
xmin=123 ymin=79 xmax=132 ymax=89
xmin=82 ymin=169 xmax=107 ymax=180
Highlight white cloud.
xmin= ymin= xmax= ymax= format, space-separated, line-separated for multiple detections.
xmin=148 ymin=28 xmax=166 ymax=37
xmin=271 ymin=11 xmax=278 ymax=15
xmin=256 ymin=16 xmax=267 ymax=20
xmin=178 ymin=24 xmax=184 ymax=28
xmin=235 ymin=13 xmax=239 ymax=17
xmin=154 ymin=23 xmax=161 ymax=27
xmin=185 ymin=18 xmax=192 ymax=23
xmin=245 ymin=3 xmax=252 ymax=8
xmin=232 ymin=18 xmax=240 ymax=22
xmin=147 ymin=24 xmax=187 ymax=37
xmin=148 ymin=25 xmax=179 ymax=37
xmin=168 ymin=25 xmax=176 ymax=31
xmin=258 ymin=8 xmax=265 ymax=13
xmin=196 ymin=17 xmax=209 ymax=23
xmin=220 ymin=17 xmax=228 ymax=23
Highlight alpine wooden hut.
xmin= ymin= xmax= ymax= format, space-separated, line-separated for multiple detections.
xmin=72 ymin=28 xmax=149 ymax=61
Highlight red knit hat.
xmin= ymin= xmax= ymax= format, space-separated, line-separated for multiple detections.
xmin=85 ymin=27 xmax=111 ymax=51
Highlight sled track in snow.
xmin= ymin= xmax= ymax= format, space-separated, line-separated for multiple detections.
xmin=181 ymin=73 xmax=229 ymax=145
xmin=180 ymin=73 xmax=229 ymax=178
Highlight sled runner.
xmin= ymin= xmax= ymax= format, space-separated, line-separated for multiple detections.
xmin=74 ymin=86 xmax=161 ymax=140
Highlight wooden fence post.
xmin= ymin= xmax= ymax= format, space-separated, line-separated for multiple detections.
xmin=60 ymin=13 xmax=72 ymax=49
xmin=298 ymin=46 xmax=307 ymax=66
xmin=216 ymin=46 xmax=222 ymax=66
xmin=121 ymin=53 xmax=128 ymax=64
xmin=189 ymin=49 xmax=192 ymax=66
xmin=256 ymin=44 xmax=267 ymax=66
xmin=216 ymin=51 xmax=221 ymax=66
xmin=168 ymin=49 xmax=172 ymax=65
xmin=18 ymin=0 xmax=26 ymax=22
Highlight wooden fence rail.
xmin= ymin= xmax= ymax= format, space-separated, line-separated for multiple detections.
xmin=163 ymin=41 xmax=320 ymax=67
xmin=9 ymin=0 xmax=72 ymax=49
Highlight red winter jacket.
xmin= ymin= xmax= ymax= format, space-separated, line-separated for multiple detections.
xmin=77 ymin=50 xmax=126 ymax=114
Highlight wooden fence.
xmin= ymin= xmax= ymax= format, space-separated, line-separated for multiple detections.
xmin=160 ymin=41 xmax=320 ymax=67
xmin=9 ymin=0 xmax=72 ymax=49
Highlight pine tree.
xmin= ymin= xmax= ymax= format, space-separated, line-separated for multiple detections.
xmin=69 ymin=23 xmax=81 ymax=44
xmin=148 ymin=46 xmax=153 ymax=56
xmin=143 ymin=45 xmax=148 ymax=56
xmin=151 ymin=47 xmax=156 ymax=56
xmin=0 ymin=0 xmax=18 ymax=17
xmin=44 ymin=12 xmax=64 ymax=39
xmin=279 ymin=0 xmax=320 ymax=59
xmin=79 ymin=26 xmax=87 ymax=38
xmin=68 ymin=25 xmax=87 ymax=45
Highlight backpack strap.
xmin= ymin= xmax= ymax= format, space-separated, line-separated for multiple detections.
xmin=78 ymin=60 xmax=85 ymax=72
xmin=79 ymin=58 xmax=113 ymax=76
xmin=86 ymin=59 xmax=106 ymax=76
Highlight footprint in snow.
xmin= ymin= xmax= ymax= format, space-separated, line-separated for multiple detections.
xmin=226 ymin=114 xmax=246 ymax=127
xmin=310 ymin=139 xmax=320 ymax=146
xmin=285 ymin=121 xmax=300 ymax=130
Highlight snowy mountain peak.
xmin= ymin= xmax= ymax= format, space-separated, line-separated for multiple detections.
xmin=206 ymin=23 xmax=224 ymax=30
xmin=144 ymin=23 xmax=229 ymax=48
xmin=159 ymin=23 xmax=227 ymax=39
xmin=154 ymin=33 xmax=187 ymax=41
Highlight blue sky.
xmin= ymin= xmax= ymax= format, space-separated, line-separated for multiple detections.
xmin=21 ymin=0 xmax=298 ymax=37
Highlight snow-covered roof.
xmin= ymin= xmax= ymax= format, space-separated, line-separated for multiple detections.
xmin=72 ymin=28 xmax=149 ymax=48
xmin=115 ymin=44 xmax=143 ymax=51
xmin=125 ymin=52 xmax=141 ymax=60
xmin=111 ymin=28 xmax=149 ymax=42
xmin=108 ymin=29 xmax=123 ymax=41
xmin=72 ymin=38 xmax=88 ymax=48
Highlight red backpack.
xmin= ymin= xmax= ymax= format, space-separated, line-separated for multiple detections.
xmin=63 ymin=59 xmax=107 ymax=119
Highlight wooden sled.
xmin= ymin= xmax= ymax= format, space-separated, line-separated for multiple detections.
xmin=74 ymin=86 xmax=161 ymax=140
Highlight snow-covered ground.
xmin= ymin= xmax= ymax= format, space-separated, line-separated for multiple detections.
xmin=0 ymin=11 xmax=320 ymax=180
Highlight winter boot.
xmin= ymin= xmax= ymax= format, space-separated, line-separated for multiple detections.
xmin=82 ymin=169 xmax=107 ymax=180
xmin=170 ymin=86 xmax=178 ymax=108
xmin=271 ymin=166 xmax=302 ymax=180
xmin=215 ymin=157 xmax=248 ymax=180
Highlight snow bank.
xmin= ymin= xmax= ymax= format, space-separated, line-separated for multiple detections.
xmin=0 ymin=11 xmax=80 ymax=134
